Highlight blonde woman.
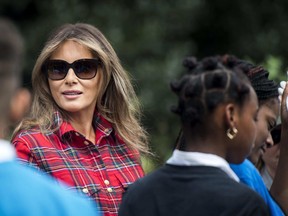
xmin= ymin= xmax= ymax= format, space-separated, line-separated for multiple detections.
xmin=12 ymin=23 xmax=149 ymax=216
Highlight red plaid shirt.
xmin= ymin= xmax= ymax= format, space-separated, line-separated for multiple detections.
xmin=12 ymin=112 xmax=144 ymax=216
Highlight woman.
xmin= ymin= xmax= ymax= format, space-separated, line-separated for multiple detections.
xmin=172 ymin=55 xmax=285 ymax=215
xmin=228 ymin=58 xmax=285 ymax=215
xmin=12 ymin=23 xmax=149 ymax=216
xmin=119 ymin=56 xmax=269 ymax=216
xmin=260 ymin=124 xmax=281 ymax=189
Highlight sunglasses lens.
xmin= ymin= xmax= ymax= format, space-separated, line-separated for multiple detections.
xmin=74 ymin=60 xmax=98 ymax=79
xmin=45 ymin=61 xmax=68 ymax=80
xmin=43 ymin=59 xmax=99 ymax=80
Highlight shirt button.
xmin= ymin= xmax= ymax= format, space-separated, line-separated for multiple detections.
xmin=107 ymin=187 xmax=113 ymax=193
xmin=104 ymin=128 xmax=109 ymax=133
xmin=82 ymin=188 xmax=89 ymax=194
xmin=84 ymin=141 xmax=89 ymax=145
xmin=104 ymin=180 xmax=110 ymax=185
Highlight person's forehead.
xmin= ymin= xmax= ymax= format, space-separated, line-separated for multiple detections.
xmin=259 ymin=100 xmax=280 ymax=117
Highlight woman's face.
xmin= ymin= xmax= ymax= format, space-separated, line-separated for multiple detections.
xmin=248 ymin=99 xmax=279 ymax=165
xmin=262 ymin=142 xmax=280 ymax=178
xmin=47 ymin=40 xmax=100 ymax=116
xmin=230 ymin=88 xmax=259 ymax=163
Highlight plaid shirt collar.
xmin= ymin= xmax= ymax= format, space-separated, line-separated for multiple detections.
xmin=53 ymin=111 xmax=114 ymax=144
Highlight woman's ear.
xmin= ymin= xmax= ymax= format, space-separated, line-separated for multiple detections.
xmin=225 ymin=103 xmax=237 ymax=128
xmin=224 ymin=103 xmax=240 ymax=140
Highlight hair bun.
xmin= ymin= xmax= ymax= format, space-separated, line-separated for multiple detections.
xmin=170 ymin=80 xmax=182 ymax=94
xmin=183 ymin=57 xmax=197 ymax=71
xmin=202 ymin=57 xmax=219 ymax=70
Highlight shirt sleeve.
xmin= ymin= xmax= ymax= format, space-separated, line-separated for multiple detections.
xmin=12 ymin=137 xmax=40 ymax=170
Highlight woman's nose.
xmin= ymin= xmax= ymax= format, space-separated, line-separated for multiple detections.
xmin=65 ymin=68 xmax=78 ymax=84
xmin=266 ymin=133 xmax=274 ymax=148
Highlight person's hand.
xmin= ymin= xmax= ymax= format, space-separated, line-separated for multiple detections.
xmin=279 ymin=81 xmax=288 ymax=136
xmin=272 ymin=81 xmax=288 ymax=216
xmin=278 ymin=81 xmax=288 ymax=110
xmin=278 ymin=81 xmax=285 ymax=94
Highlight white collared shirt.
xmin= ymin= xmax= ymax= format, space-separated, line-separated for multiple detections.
xmin=166 ymin=149 xmax=239 ymax=182
xmin=0 ymin=139 xmax=16 ymax=163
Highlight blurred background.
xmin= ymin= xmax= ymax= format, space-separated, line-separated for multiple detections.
xmin=1 ymin=0 xmax=287 ymax=172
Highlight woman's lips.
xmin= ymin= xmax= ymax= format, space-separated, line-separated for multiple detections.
xmin=62 ymin=90 xmax=82 ymax=99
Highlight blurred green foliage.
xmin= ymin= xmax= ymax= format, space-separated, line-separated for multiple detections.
xmin=2 ymin=0 xmax=288 ymax=172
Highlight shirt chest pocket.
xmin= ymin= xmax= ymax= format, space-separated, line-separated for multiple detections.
xmin=112 ymin=169 xmax=143 ymax=194
xmin=52 ymin=171 xmax=102 ymax=197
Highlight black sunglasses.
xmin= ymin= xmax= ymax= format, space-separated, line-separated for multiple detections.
xmin=42 ymin=58 xmax=100 ymax=80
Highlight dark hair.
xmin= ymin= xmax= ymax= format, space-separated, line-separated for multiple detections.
xmin=171 ymin=55 xmax=251 ymax=127
xmin=221 ymin=55 xmax=279 ymax=102
xmin=171 ymin=55 xmax=253 ymax=150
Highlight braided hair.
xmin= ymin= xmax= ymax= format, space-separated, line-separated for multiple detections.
xmin=222 ymin=56 xmax=280 ymax=169
xmin=172 ymin=55 xmax=253 ymax=150
xmin=222 ymin=55 xmax=279 ymax=103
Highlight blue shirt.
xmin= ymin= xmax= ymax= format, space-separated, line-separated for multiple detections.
xmin=0 ymin=139 xmax=100 ymax=216
xmin=230 ymin=159 xmax=284 ymax=216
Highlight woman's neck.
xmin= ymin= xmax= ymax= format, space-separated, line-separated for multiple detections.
xmin=69 ymin=111 xmax=95 ymax=144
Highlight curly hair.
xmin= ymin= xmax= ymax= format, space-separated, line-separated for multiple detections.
xmin=172 ymin=55 xmax=253 ymax=150
xmin=171 ymin=55 xmax=251 ymax=126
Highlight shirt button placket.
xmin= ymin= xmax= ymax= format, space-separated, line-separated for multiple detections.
xmin=104 ymin=179 xmax=112 ymax=193
xmin=104 ymin=180 xmax=110 ymax=185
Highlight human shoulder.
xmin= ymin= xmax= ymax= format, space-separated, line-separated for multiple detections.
xmin=120 ymin=164 xmax=269 ymax=216
xmin=13 ymin=127 xmax=43 ymax=139
xmin=230 ymin=159 xmax=267 ymax=189
xmin=230 ymin=159 xmax=284 ymax=215
xmin=0 ymin=161 xmax=99 ymax=216
xmin=123 ymin=165 xmax=168 ymax=195
xmin=230 ymin=159 xmax=259 ymax=182
xmin=219 ymin=179 xmax=269 ymax=214
xmin=224 ymin=183 xmax=270 ymax=215
xmin=12 ymin=127 xmax=56 ymax=147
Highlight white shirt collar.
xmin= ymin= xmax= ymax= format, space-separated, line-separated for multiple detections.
xmin=0 ymin=139 xmax=16 ymax=163
xmin=166 ymin=149 xmax=239 ymax=182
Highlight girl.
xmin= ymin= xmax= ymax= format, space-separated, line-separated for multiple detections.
xmin=119 ymin=56 xmax=269 ymax=216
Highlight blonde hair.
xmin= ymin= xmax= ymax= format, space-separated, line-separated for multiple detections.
xmin=14 ymin=23 xmax=149 ymax=154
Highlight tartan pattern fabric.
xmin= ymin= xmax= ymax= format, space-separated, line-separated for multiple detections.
xmin=12 ymin=112 xmax=144 ymax=216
